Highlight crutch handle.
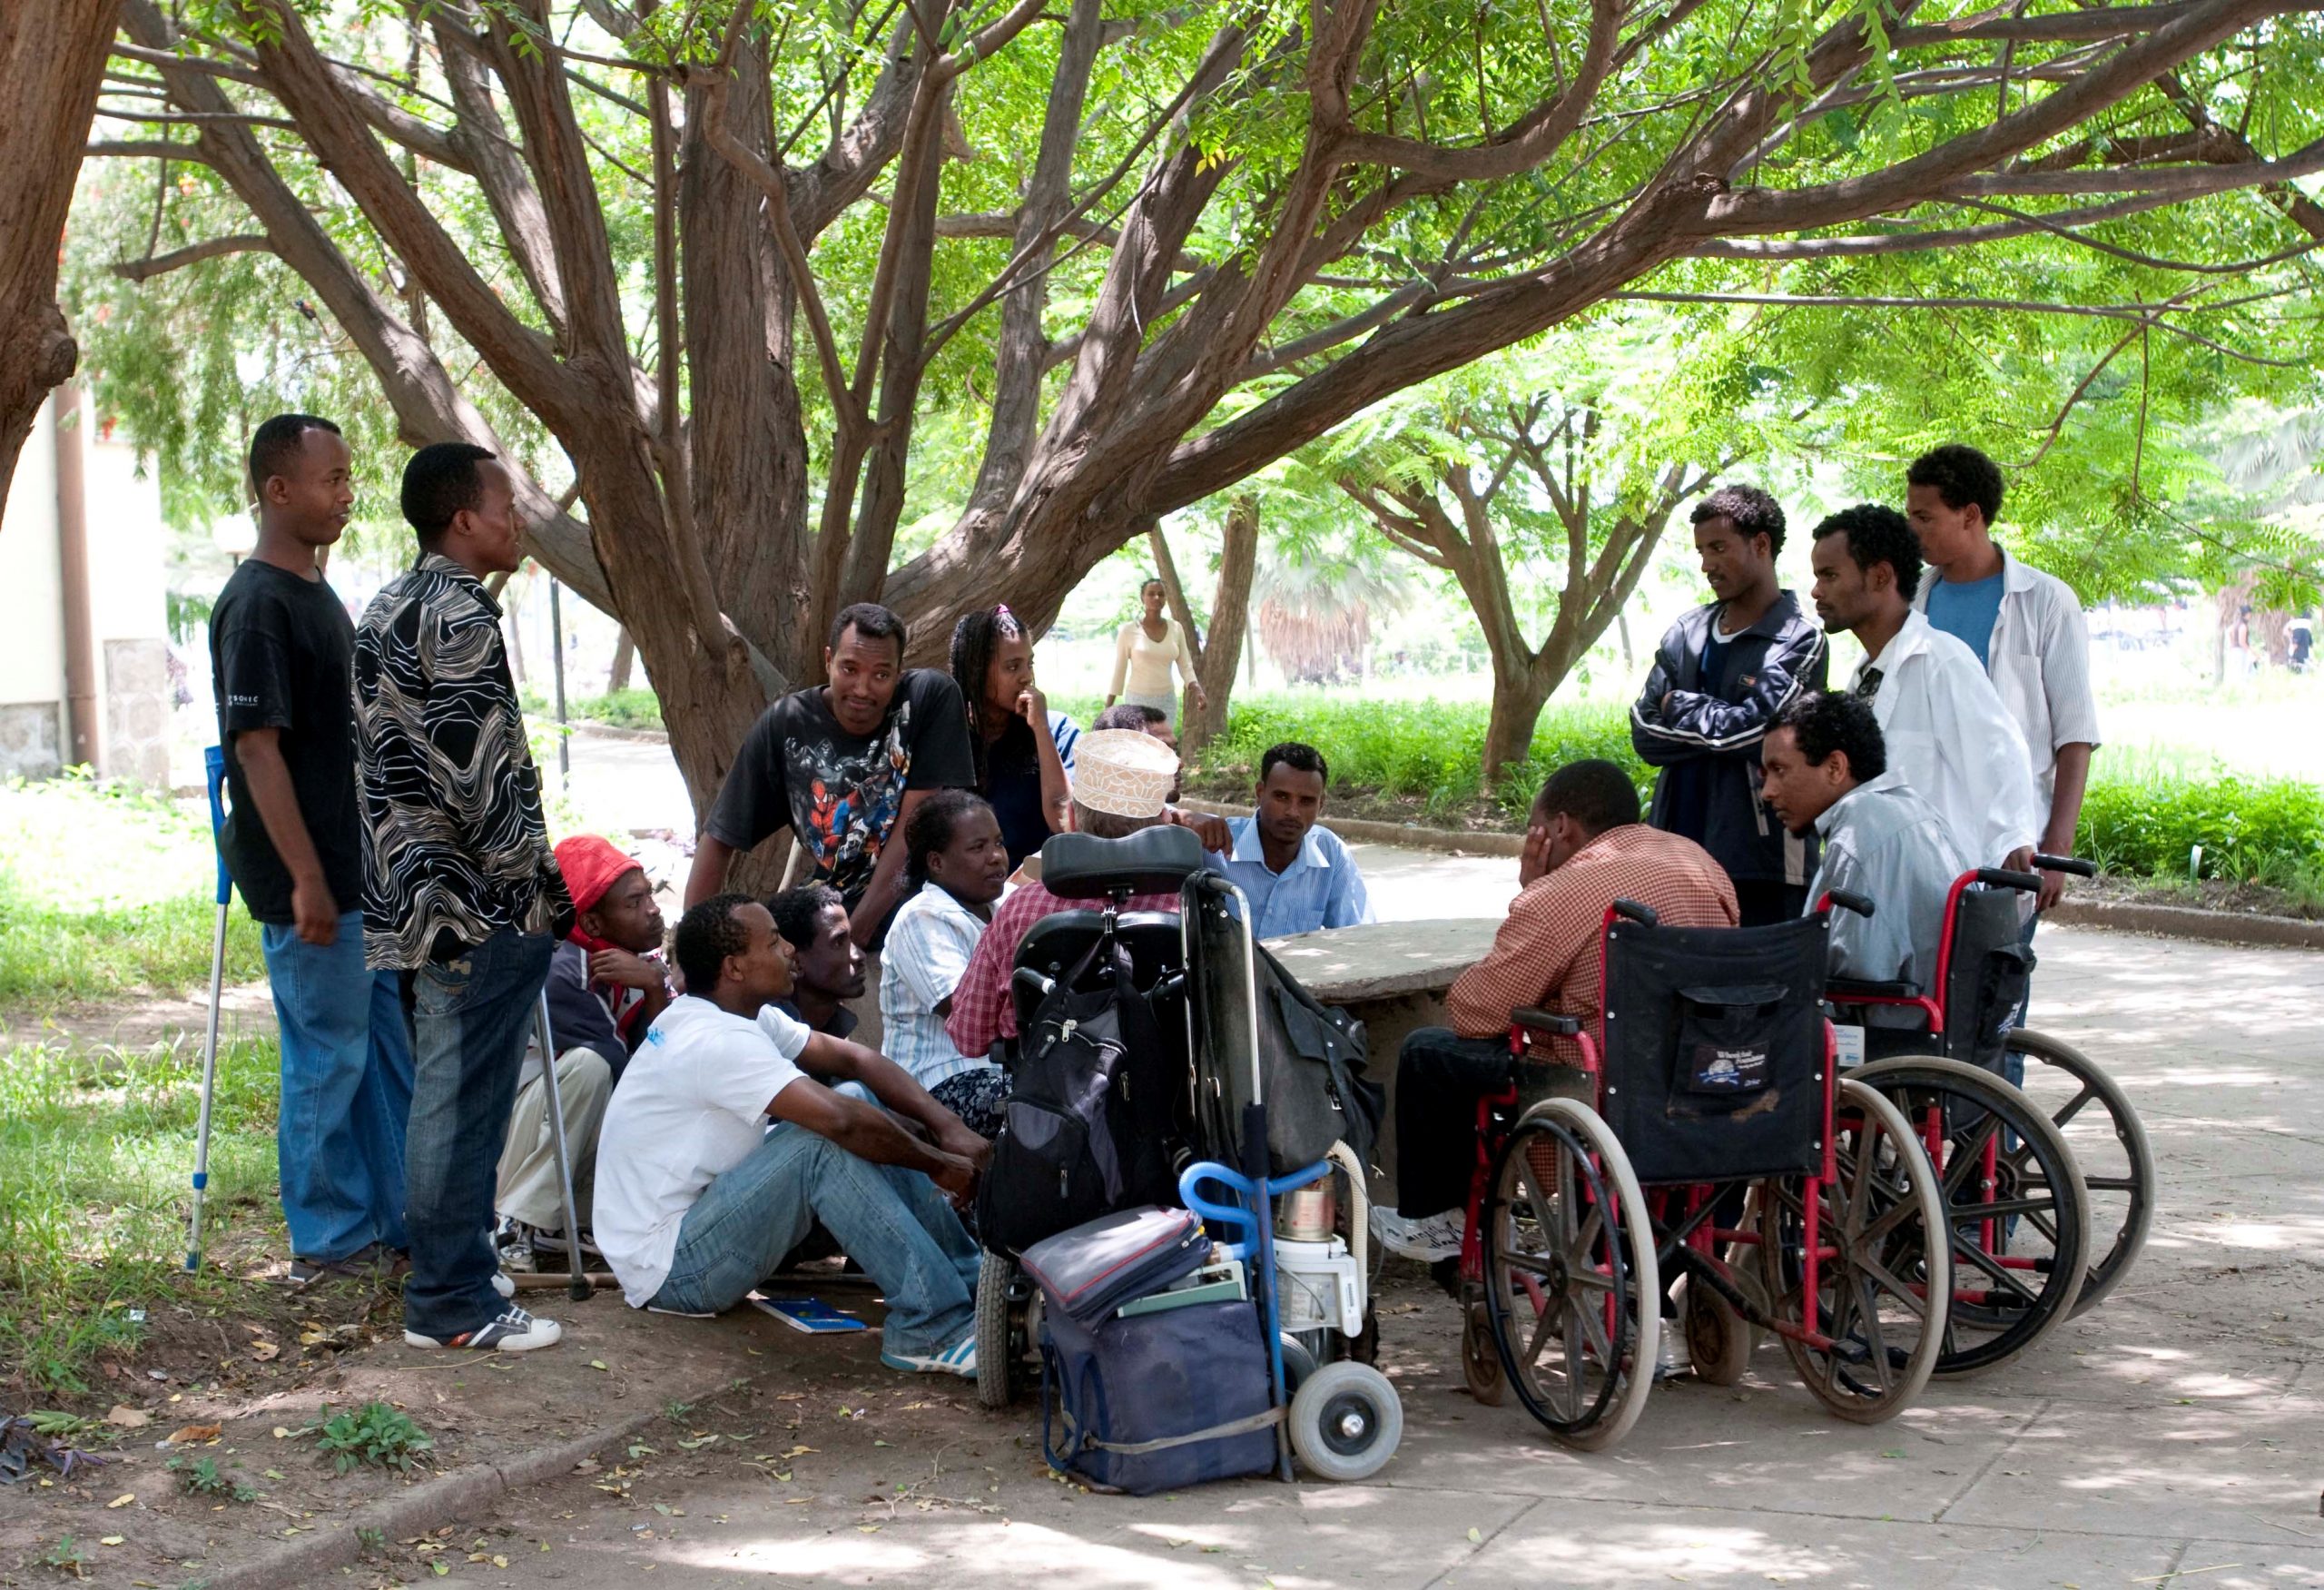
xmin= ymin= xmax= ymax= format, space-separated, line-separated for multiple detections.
xmin=203 ymin=746 xmax=231 ymax=906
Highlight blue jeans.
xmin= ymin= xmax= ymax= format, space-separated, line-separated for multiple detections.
xmin=261 ymin=912 xmax=415 ymax=1262
xmin=401 ymin=930 xmax=555 ymax=1339
xmin=650 ymin=1123 xmax=980 ymax=1359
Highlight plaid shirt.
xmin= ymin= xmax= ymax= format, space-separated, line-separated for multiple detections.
xmin=943 ymin=880 xmax=1179 ymax=1059
xmin=1445 ymin=824 xmax=1737 ymax=1056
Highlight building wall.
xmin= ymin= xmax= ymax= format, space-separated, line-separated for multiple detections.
xmin=0 ymin=392 xmax=172 ymax=785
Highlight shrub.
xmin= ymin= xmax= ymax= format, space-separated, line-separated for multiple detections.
xmin=305 ymin=1402 xmax=432 ymax=1475
xmin=573 ymin=687 xmax=665 ymax=730
xmin=2076 ymin=772 xmax=2324 ymax=886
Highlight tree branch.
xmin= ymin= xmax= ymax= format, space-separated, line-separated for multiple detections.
xmin=110 ymin=232 xmax=274 ymax=281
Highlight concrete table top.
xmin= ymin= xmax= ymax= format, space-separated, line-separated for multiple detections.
xmin=1265 ymin=916 xmax=1500 ymax=1003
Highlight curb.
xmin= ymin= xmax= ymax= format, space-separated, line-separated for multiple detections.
xmin=568 ymin=721 xmax=669 ymax=744
xmin=2045 ymin=898 xmax=2324 ymax=951
xmin=200 ymin=1408 xmax=665 ymax=1590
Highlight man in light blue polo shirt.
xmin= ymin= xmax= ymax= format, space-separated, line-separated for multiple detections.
xmin=1205 ymin=742 xmax=1375 ymax=939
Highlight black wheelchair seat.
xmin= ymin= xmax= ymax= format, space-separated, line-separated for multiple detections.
xmin=1039 ymin=826 xmax=1208 ymax=900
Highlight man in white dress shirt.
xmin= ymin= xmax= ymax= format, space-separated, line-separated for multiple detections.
xmin=1806 ymin=504 xmax=2043 ymax=874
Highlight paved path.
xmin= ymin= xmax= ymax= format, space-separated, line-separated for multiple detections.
xmin=447 ymin=926 xmax=2322 ymax=1590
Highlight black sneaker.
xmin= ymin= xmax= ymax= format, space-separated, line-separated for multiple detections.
xmin=288 ymin=1243 xmax=399 ymax=1287
xmin=403 ymin=1304 xmax=562 ymax=1353
xmin=523 ymin=1224 xmax=604 ymax=1262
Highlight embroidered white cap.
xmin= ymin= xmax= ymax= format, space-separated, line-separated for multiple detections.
xmin=1071 ymin=728 xmax=1179 ymax=819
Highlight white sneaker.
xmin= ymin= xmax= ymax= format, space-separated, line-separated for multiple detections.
xmin=1654 ymin=1328 xmax=1691 ymax=1384
xmin=1371 ymin=1206 xmax=1465 ymax=1263
xmin=404 ymin=1304 xmax=562 ymax=1353
xmin=881 ymin=1333 xmax=977 ymax=1378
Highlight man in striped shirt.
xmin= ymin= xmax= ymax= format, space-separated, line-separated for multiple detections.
xmin=1374 ymin=760 xmax=1738 ymax=1264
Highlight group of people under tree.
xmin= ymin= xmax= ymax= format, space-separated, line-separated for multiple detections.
xmin=209 ymin=407 xmax=2090 ymax=1379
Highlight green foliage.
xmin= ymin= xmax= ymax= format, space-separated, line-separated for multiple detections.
xmin=304 ymin=1403 xmax=433 ymax=1476
xmin=2077 ymin=772 xmax=2324 ymax=888
xmin=41 ymin=1536 xmax=89 ymax=1578
xmin=169 ymin=1455 xmax=257 ymax=1501
xmin=0 ymin=1034 xmax=281 ymax=1395
xmin=1192 ymin=696 xmax=1649 ymax=817
xmin=0 ymin=777 xmax=263 ymax=1018
xmin=571 ymin=688 xmax=665 ymax=730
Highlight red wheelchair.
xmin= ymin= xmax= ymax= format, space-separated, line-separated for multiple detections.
xmin=1453 ymin=894 xmax=1951 ymax=1449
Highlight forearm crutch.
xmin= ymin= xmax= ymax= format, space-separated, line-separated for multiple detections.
xmin=186 ymin=746 xmax=231 ymax=1272
xmin=531 ymin=990 xmax=592 ymax=1302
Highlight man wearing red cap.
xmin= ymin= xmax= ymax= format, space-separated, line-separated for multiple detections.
xmin=494 ymin=836 xmax=670 ymax=1264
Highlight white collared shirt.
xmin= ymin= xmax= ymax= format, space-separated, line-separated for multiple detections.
xmin=1850 ymin=611 xmax=2043 ymax=866
xmin=878 ymin=880 xmax=993 ymax=1093
xmin=1912 ymin=548 xmax=2102 ymax=814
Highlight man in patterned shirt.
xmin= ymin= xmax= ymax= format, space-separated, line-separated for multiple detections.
xmin=1374 ymin=760 xmax=1738 ymax=1264
xmin=355 ymin=442 xmax=575 ymax=1354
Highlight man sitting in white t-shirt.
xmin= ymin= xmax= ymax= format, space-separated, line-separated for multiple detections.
xmin=594 ymin=893 xmax=991 ymax=1376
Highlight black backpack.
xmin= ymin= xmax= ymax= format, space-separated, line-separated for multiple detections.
xmin=977 ymin=935 xmax=1182 ymax=1255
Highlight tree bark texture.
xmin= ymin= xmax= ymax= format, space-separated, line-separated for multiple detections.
xmin=1184 ymin=494 xmax=1259 ymax=755
xmin=78 ymin=0 xmax=2322 ymax=815
xmin=0 ymin=0 xmax=119 ymax=505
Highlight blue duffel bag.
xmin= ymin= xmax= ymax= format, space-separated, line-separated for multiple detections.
xmin=1027 ymin=1207 xmax=1280 ymax=1495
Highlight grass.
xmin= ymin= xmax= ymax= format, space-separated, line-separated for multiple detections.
xmin=0 ymin=775 xmax=263 ymax=1019
xmin=0 ymin=1033 xmax=283 ymax=1397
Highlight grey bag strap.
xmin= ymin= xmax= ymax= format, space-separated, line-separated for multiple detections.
xmin=1080 ymin=1405 xmax=1285 ymax=1456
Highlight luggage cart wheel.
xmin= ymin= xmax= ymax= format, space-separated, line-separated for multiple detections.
xmin=1288 ymin=1361 xmax=1402 ymax=1483
xmin=974 ymin=1255 xmax=1018 ymax=1411
xmin=1679 ymin=1273 xmax=1754 ymax=1387
xmin=1460 ymin=1295 xmax=1504 ymax=1406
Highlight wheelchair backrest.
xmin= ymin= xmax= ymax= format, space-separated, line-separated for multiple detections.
xmin=1599 ymin=914 xmax=1832 ymax=1186
xmin=1039 ymin=826 xmax=1208 ymax=900
xmin=1009 ymin=909 xmax=1185 ymax=1036
xmin=1940 ymin=886 xmax=2030 ymax=1071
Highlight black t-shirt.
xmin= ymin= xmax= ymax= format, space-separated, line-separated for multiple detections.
xmin=208 ymin=558 xmax=364 ymax=924
xmin=704 ymin=671 xmax=976 ymax=914
xmin=983 ymin=715 xmax=1052 ymax=869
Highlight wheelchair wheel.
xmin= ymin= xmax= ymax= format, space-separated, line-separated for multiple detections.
xmin=1460 ymin=1292 xmax=1504 ymax=1406
xmin=974 ymin=1253 xmax=1029 ymax=1411
xmin=1855 ymin=1055 xmax=2093 ymax=1376
xmin=1482 ymin=1099 xmax=1657 ymax=1450
xmin=2004 ymin=1029 xmax=2153 ymax=1318
xmin=1678 ymin=1273 xmax=1753 ymax=1387
xmin=1287 ymin=1360 xmax=1402 ymax=1483
xmin=1758 ymin=1080 xmax=1948 ymax=1424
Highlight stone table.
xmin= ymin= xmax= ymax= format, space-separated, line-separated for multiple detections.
xmin=1265 ymin=917 xmax=1502 ymax=1198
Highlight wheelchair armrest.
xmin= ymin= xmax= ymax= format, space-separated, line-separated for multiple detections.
xmin=1512 ymin=1007 xmax=1581 ymax=1038
xmin=2033 ymin=853 xmax=2098 ymax=878
xmin=1011 ymin=966 xmax=1054 ymax=1006
xmin=1826 ymin=976 xmax=1922 ymax=1001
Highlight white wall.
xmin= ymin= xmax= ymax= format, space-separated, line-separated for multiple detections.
xmin=0 ymin=400 xmax=68 ymax=709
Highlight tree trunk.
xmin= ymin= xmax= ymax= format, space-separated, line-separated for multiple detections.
xmin=608 ymin=627 xmax=636 ymax=693
xmin=1183 ymin=492 xmax=1258 ymax=755
xmin=0 ymin=0 xmax=117 ymax=504
xmin=1481 ymin=659 xmax=1556 ymax=786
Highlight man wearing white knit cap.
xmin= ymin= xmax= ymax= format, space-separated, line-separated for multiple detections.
xmin=943 ymin=731 xmax=1181 ymax=1060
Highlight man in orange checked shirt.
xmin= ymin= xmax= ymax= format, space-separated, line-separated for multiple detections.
xmin=1372 ymin=760 xmax=1738 ymax=1266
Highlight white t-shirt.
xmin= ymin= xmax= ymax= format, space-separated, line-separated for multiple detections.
xmin=594 ymin=994 xmax=812 ymax=1307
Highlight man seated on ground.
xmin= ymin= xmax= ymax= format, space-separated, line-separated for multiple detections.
xmin=945 ymin=729 xmax=1185 ymax=1060
xmin=767 ymin=884 xmax=863 ymax=1042
xmin=495 ymin=836 xmax=670 ymax=1265
xmin=1204 ymin=742 xmax=1374 ymax=938
xmin=1807 ymin=505 xmax=2043 ymax=871
xmin=1758 ymin=693 xmax=1967 ymax=1035
xmin=1373 ymin=760 xmax=1738 ymax=1265
xmin=593 ymin=894 xmax=990 ymax=1376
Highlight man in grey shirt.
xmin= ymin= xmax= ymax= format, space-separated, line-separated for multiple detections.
xmin=1759 ymin=692 xmax=1966 ymax=1029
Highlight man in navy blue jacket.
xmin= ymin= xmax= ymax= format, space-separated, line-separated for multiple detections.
xmin=1630 ymin=484 xmax=1829 ymax=926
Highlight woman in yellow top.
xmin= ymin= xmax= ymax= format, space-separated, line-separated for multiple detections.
xmin=1106 ymin=577 xmax=1206 ymax=730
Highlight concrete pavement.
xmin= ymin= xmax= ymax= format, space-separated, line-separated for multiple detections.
xmin=417 ymin=924 xmax=2324 ymax=1590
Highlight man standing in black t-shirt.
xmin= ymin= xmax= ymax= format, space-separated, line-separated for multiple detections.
xmin=684 ymin=603 xmax=976 ymax=1045
xmin=210 ymin=414 xmax=414 ymax=1286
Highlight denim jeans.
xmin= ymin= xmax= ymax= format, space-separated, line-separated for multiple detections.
xmin=650 ymin=1123 xmax=980 ymax=1359
xmin=260 ymin=911 xmax=415 ymax=1262
xmin=401 ymin=930 xmax=555 ymax=1339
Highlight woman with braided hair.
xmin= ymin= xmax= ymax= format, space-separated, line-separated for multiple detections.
xmin=948 ymin=605 xmax=1080 ymax=869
